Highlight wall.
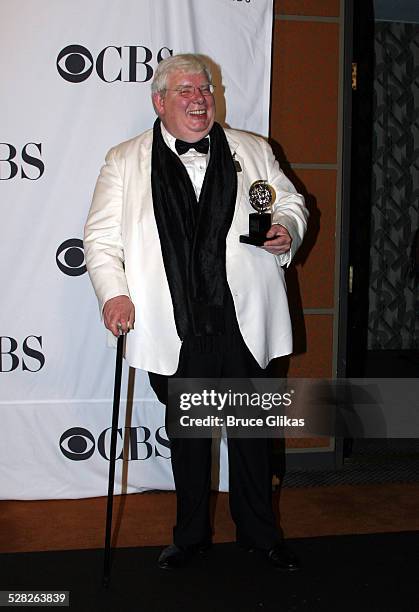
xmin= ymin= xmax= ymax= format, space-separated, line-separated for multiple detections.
xmin=270 ymin=0 xmax=344 ymax=456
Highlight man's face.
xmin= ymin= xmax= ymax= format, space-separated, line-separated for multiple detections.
xmin=153 ymin=70 xmax=215 ymax=142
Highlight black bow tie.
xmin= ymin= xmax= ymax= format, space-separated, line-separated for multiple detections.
xmin=175 ymin=137 xmax=209 ymax=155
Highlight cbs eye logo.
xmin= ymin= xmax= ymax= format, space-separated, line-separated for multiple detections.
xmin=56 ymin=44 xmax=172 ymax=83
xmin=56 ymin=45 xmax=94 ymax=83
xmin=59 ymin=427 xmax=95 ymax=461
xmin=56 ymin=238 xmax=86 ymax=276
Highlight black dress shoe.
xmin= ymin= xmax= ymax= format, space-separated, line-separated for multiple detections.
xmin=238 ymin=541 xmax=300 ymax=571
xmin=157 ymin=545 xmax=189 ymax=570
xmin=157 ymin=542 xmax=211 ymax=570
xmin=265 ymin=544 xmax=300 ymax=571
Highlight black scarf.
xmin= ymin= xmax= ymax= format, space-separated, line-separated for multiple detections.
xmin=151 ymin=119 xmax=237 ymax=339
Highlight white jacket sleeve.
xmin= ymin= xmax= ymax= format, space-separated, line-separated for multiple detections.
xmin=263 ymin=140 xmax=308 ymax=267
xmin=83 ymin=147 xmax=130 ymax=316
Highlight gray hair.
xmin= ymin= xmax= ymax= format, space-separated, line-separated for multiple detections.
xmin=151 ymin=54 xmax=212 ymax=96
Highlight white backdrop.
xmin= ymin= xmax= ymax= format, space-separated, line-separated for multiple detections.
xmin=0 ymin=0 xmax=273 ymax=500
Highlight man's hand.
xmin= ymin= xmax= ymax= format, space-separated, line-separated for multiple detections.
xmin=262 ymin=224 xmax=292 ymax=255
xmin=103 ymin=296 xmax=135 ymax=337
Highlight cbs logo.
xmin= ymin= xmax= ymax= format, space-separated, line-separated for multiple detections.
xmin=0 ymin=142 xmax=44 ymax=181
xmin=59 ymin=426 xmax=171 ymax=461
xmin=59 ymin=428 xmax=96 ymax=461
xmin=0 ymin=336 xmax=45 ymax=372
xmin=56 ymin=239 xmax=86 ymax=276
xmin=56 ymin=44 xmax=172 ymax=83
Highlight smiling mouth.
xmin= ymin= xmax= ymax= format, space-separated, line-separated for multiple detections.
xmin=188 ymin=109 xmax=207 ymax=116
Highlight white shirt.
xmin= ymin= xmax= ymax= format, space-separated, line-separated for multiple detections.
xmin=161 ymin=123 xmax=209 ymax=200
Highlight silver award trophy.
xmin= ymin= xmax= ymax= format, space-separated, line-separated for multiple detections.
xmin=239 ymin=180 xmax=276 ymax=246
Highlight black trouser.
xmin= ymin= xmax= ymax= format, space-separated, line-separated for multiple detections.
xmin=148 ymin=298 xmax=282 ymax=551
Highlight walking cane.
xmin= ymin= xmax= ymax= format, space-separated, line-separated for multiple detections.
xmin=103 ymin=331 xmax=125 ymax=588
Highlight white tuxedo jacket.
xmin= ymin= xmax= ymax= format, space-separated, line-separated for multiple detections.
xmin=84 ymin=127 xmax=308 ymax=374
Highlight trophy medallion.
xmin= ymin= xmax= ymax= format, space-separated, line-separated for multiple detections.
xmin=239 ymin=180 xmax=276 ymax=246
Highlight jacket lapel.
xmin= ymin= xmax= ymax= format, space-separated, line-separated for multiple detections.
xmin=225 ymin=131 xmax=244 ymax=227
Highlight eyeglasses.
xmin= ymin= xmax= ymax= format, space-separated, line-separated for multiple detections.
xmin=165 ymin=84 xmax=215 ymax=98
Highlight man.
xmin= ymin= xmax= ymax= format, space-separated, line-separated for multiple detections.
xmin=84 ymin=54 xmax=308 ymax=571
